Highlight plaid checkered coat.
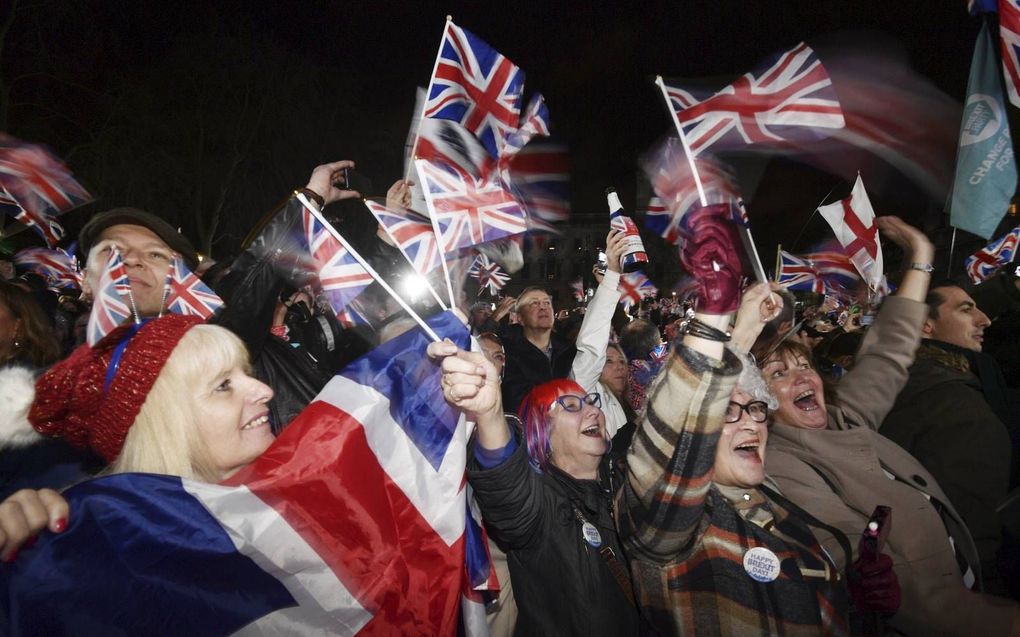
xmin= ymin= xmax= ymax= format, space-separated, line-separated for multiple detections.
xmin=616 ymin=347 xmax=851 ymax=636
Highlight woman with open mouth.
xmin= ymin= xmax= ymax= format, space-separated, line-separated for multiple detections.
xmin=757 ymin=216 xmax=1018 ymax=635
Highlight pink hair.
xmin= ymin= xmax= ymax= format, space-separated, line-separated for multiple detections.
xmin=519 ymin=378 xmax=587 ymax=473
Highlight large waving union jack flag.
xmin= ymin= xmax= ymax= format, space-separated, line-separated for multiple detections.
xmin=415 ymin=159 xmax=528 ymax=254
xmin=301 ymin=207 xmax=373 ymax=314
xmin=424 ymin=21 xmax=525 ymax=158
xmin=0 ymin=135 xmax=91 ymax=247
xmin=777 ymin=251 xmax=825 ymax=294
xmin=618 ymin=271 xmax=658 ymax=311
xmin=165 ymin=256 xmax=224 ymax=319
xmin=86 ymin=248 xmax=133 ymax=345
xmin=965 ymin=226 xmax=1020 ymax=283
xmin=662 ymin=42 xmax=844 ymax=157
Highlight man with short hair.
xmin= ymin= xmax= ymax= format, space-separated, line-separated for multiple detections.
xmin=499 ymin=287 xmax=576 ymax=412
xmin=881 ymin=283 xmax=1012 ymax=593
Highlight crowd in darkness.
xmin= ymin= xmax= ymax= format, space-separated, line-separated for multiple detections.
xmin=1 ymin=158 xmax=1020 ymax=635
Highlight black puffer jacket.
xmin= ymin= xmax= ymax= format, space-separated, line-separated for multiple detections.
xmin=467 ymin=438 xmax=639 ymax=637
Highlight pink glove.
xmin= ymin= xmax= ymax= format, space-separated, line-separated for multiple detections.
xmin=679 ymin=204 xmax=744 ymax=314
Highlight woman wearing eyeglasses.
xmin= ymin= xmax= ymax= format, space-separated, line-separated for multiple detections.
xmin=432 ymin=329 xmax=640 ymax=635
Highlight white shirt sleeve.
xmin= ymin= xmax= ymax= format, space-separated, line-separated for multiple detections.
xmin=569 ymin=270 xmax=622 ymax=392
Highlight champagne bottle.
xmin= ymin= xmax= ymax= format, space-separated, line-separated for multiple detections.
xmin=606 ymin=187 xmax=649 ymax=272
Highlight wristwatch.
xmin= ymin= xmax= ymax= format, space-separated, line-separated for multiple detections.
xmin=908 ymin=262 xmax=935 ymax=274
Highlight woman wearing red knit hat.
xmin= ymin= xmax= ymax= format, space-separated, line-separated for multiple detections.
xmin=0 ymin=314 xmax=275 ymax=556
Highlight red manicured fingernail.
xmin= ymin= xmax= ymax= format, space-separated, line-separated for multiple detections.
xmin=53 ymin=518 xmax=67 ymax=533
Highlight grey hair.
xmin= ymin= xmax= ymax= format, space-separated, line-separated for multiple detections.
xmin=731 ymin=349 xmax=778 ymax=411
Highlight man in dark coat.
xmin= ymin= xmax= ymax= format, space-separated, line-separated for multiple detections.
xmin=499 ymin=287 xmax=576 ymax=413
xmin=881 ymin=283 xmax=1012 ymax=594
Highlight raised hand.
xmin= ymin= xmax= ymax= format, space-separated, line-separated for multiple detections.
xmin=305 ymin=160 xmax=361 ymax=206
xmin=0 ymin=488 xmax=69 ymax=562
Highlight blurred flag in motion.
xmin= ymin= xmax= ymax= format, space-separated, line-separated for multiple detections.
xmin=965 ymin=225 xmax=1020 ymax=282
xmin=618 ymin=271 xmax=658 ymax=310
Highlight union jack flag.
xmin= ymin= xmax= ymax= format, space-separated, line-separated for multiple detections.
xmin=801 ymin=244 xmax=860 ymax=286
xmin=662 ymin=42 xmax=844 ymax=158
xmin=415 ymin=159 xmax=528 ymax=255
xmin=501 ymin=93 xmax=550 ymax=161
xmin=13 ymin=247 xmax=81 ymax=291
xmin=965 ymin=226 xmax=1020 ymax=283
xmin=365 ymin=200 xmax=442 ymax=278
xmin=466 ymin=252 xmax=510 ymax=295
xmin=164 ymin=256 xmax=224 ymax=319
xmin=618 ymin=271 xmax=658 ymax=311
xmin=777 ymin=251 xmax=825 ymax=294
xmin=301 ymin=207 xmax=373 ymax=314
xmin=999 ymin=1 xmax=1020 ymax=108
xmin=415 ymin=118 xmax=495 ymax=182
xmin=423 ymin=20 xmax=524 ymax=158
xmin=642 ymin=139 xmax=744 ymax=245
xmin=1 ymin=187 xmax=65 ymax=248
xmin=0 ymin=135 xmax=91 ymax=247
xmin=507 ymin=141 xmax=570 ymax=231
xmin=86 ymin=248 xmax=133 ymax=345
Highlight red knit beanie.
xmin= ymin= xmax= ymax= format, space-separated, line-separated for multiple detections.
xmin=30 ymin=314 xmax=204 ymax=462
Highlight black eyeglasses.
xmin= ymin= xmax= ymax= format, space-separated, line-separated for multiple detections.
xmin=725 ymin=400 xmax=769 ymax=423
xmin=553 ymin=393 xmax=602 ymax=412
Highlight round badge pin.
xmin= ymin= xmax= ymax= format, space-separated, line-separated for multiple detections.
xmin=581 ymin=522 xmax=603 ymax=548
xmin=743 ymin=547 xmax=781 ymax=583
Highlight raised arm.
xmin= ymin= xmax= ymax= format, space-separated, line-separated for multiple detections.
xmin=570 ymin=230 xmax=625 ymax=392
xmin=835 ymin=216 xmax=932 ymax=430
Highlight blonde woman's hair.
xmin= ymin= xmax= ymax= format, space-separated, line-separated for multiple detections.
xmin=109 ymin=324 xmax=251 ymax=482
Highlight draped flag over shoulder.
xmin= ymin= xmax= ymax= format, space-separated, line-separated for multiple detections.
xmin=164 ymin=255 xmax=223 ymax=319
xmin=965 ymin=225 xmax=1020 ymax=282
xmin=660 ymin=42 xmax=844 ymax=158
xmin=13 ymin=247 xmax=81 ymax=291
xmin=999 ymin=0 xmax=1020 ymax=108
xmin=817 ymin=175 xmax=884 ymax=291
xmin=950 ymin=21 xmax=1017 ymax=239
xmin=416 ymin=159 xmax=528 ymax=254
xmin=0 ymin=134 xmax=91 ymax=247
xmin=3 ymin=312 xmax=493 ymax=636
xmin=467 ymin=252 xmax=510 ymax=295
xmin=423 ymin=19 xmax=524 ymax=159
xmin=777 ymin=251 xmax=825 ymax=294
xmin=301 ymin=205 xmax=373 ymax=314
xmin=86 ymin=248 xmax=133 ymax=345
xmin=618 ymin=271 xmax=657 ymax=311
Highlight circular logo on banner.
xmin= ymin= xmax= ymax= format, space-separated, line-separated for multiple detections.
xmin=581 ymin=522 xmax=603 ymax=548
xmin=743 ymin=547 xmax=781 ymax=583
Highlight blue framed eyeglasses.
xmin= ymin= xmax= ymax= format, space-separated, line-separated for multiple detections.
xmin=552 ymin=392 xmax=601 ymax=412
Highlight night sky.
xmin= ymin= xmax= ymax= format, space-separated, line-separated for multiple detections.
xmin=1 ymin=0 xmax=993 ymax=281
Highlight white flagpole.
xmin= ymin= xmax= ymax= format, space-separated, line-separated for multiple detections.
xmin=295 ymin=194 xmax=441 ymax=343
xmin=655 ymin=75 xmax=767 ymax=282
xmin=413 ymin=160 xmax=458 ymax=308
xmin=404 ymin=16 xmax=453 ymax=183
xmin=367 ymin=200 xmax=449 ymax=311
xmin=655 ymin=75 xmax=706 ymax=206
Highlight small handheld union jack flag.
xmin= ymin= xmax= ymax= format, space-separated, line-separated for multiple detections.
xmin=13 ymin=247 xmax=81 ymax=292
xmin=415 ymin=159 xmax=528 ymax=255
xmin=86 ymin=248 xmax=133 ymax=345
xmin=965 ymin=226 xmax=1020 ymax=283
xmin=301 ymin=206 xmax=373 ymax=316
xmin=777 ymin=251 xmax=825 ymax=294
xmin=660 ymin=42 xmax=844 ymax=158
xmin=0 ymin=134 xmax=91 ymax=248
xmin=164 ymin=256 xmax=223 ymax=319
xmin=423 ymin=19 xmax=525 ymax=159
xmin=365 ymin=200 xmax=441 ymax=278
xmin=618 ymin=271 xmax=658 ymax=311
xmin=467 ymin=253 xmax=510 ymax=296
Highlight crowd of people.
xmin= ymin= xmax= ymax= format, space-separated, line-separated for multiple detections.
xmin=0 ymin=158 xmax=1019 ymax=636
